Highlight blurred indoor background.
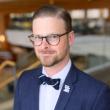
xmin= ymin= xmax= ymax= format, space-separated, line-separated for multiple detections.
xmin=0 ymin=0 xmax=110 ymax=110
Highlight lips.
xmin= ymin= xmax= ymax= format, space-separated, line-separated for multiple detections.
xmin=40 ymin=50 xmax=55 ymax=54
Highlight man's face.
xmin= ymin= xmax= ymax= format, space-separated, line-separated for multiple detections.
xmin=32 ymin=16 xmax=74 ymax=67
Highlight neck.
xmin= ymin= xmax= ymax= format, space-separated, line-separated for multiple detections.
xmin=44 ymin=56 xmax=70 ymax=77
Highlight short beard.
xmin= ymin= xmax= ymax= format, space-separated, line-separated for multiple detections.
xmin=38 ymin=50 xmax=68 ymax=68
xmin=41 ymin=56 xmax=64 ymax=67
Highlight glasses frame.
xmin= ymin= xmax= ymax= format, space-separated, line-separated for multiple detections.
xmin=28 ymin=31 xmax=71 ymax=46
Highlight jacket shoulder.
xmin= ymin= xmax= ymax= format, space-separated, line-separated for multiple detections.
xmin=18 ymin=65 xmax=42 ymax=82
xmin=70 ymin=64 xmax=110 ymax=92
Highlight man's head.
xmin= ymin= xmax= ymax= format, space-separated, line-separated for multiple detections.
xmin=29 ymin=5 xmax=74 ymax=67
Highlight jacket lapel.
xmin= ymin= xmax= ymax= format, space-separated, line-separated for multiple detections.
xmin=31 ymin=81 xmax=40 ymax=110
xmin=54 ymin=64 xmax=78 ymax=110
xmin=30 ymin=67 xmax=42 ymax=110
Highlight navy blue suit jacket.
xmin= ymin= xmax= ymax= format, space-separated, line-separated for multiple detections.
xmin=14 ymin=64 xmax=110 ymax=110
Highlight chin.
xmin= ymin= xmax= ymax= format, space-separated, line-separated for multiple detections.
xmin=42 ymin=63 xmax=54 ymax=67
xmin=42 ymin=60 xmax=60 ymax=67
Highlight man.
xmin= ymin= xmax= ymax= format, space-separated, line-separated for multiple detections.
xmin=14 ymin=5 xmax=110 ymax=110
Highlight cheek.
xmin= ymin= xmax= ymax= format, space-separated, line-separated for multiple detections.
xmin=62 ymin=38 xmax=69 ymax=48
xmin=34 ymin=47 xmax=39 ymax=55
xmin=57 ymin=39 xmax=69 ymax=54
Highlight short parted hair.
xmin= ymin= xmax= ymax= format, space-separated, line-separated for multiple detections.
xmin=32 ymin=5 xmax=72 ymax=32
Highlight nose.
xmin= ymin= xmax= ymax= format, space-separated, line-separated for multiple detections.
xmin=41 ymin=37 xmax=49 ymax=49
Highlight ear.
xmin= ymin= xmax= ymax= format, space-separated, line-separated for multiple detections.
xmin=68 ymin=31 xmax=75 ymax=46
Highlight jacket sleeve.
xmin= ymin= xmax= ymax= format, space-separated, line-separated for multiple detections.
xmin=92 ymin=85 xmax=110 ymax=110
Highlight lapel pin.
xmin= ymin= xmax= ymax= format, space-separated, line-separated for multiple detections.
xmin=63 ymin=85 xmax=70 ymax=93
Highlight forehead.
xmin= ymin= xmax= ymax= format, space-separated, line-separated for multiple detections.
xmin=32 ymin=16 xmax=66 ymax=35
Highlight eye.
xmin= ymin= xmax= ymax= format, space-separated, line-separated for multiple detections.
xmin=47 ymin=35 xmax=58 ymax=41
xmin=53 ymin=34 xmax=58 ymax=37
xmin=34 ymin=35 xmax=42 ymax=40
xmin=50 ymin=34 xmax=59 ymax=38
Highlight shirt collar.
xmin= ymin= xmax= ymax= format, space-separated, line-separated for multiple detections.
xmin=42 ymin=59 xmax=71 ymax=87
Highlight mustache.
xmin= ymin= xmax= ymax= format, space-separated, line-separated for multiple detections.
xmin=39 ymin=50 xmax=56 ymax=54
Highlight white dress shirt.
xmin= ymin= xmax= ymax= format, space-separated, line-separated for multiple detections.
xmin=39 ymin=60 xmax=71 ymax=110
